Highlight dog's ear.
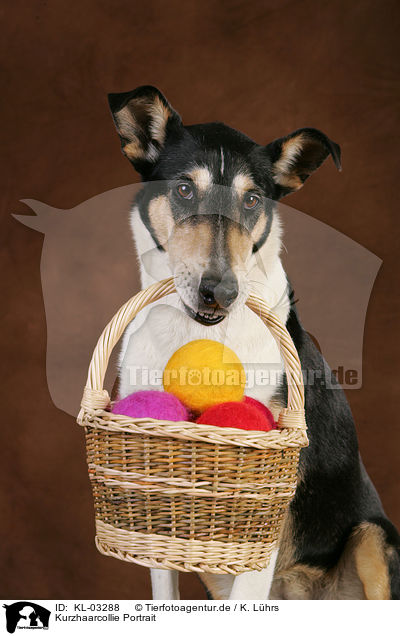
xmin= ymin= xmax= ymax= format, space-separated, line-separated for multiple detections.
xmin=265 ymin=128 xmax=341 ymax=198
xmin=108 ymin=86 xmax=182 ymax=176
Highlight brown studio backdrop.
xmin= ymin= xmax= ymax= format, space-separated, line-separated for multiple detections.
xmin=1 ymin=0 xmax=399 ymax=599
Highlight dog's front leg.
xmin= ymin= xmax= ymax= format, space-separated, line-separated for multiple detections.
xmin=150 ymin=568 xmax=180 ymax=599
xmin=200 ymin=549 xmax=279 ymax=600
xmin=228 ymin=549 xmax=279 ymax=599
xmin=200 ymin=573 xmax=235 ymax=600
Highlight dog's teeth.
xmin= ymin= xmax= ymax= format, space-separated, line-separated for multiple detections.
xmin=198 ymin=311 xmax=214 ymax=319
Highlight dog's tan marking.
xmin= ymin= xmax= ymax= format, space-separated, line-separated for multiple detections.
xmin=251 ymin=214 xmax=267 ymax=244
xmin=114 ymin=109 xmax=144 ymax=160
xmin=270 ymin=521 xmax=391 ymax=599
xmin=168 ymin=220 xmax=213 ymax=267
xmin=148 ymin=95 xmax=171 ymax=145
xmin=148 ymin=195 xmax=175 ymax=246
xmin=232 ymin=173 xmax=255 ymax=195
xmin=353 ymin=522 xmax=391 ymax=599
xmin=273 ymin=133 xmax=305 ymax=189
xmin=115 ymin=95 xmax=172 ymax=161
xmin=274 ymin=134 xmax=305 ymax=172
xmin=270 ymin=563 xmax=324 ymax=600
xmin=123 ymin=138 xmax=146 ymax=161
xmin=274 ymin=173 xmax=303 ymax=190
xmin=188 ymin=167 xmax=212 ymax=193
xmin=227 ymin=225 xmax=253 ymax=269
xmin=271 ymin=553 xmax=364 ymax=600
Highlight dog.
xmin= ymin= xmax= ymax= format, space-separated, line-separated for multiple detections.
xmin=108 ymin=85 xmax=400 ymax=599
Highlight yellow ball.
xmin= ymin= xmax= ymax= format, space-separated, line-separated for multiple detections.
xmin=163 ymin=339 xmax=245 ymax=413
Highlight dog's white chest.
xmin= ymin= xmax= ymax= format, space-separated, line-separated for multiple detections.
xmin=118 ymin=294 xmax=287 ymax=409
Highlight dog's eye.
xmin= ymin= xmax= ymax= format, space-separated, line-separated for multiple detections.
xmin=243 ymin=193 xmax=260 ymax=210
xmin=176 ymin=183 xmax=194 ymax=200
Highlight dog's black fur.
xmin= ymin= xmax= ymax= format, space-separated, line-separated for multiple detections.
xmin=285 ymin=298 xmax=400 ymax=596
xmin=109 ymin=86 xmax=400 ymax=598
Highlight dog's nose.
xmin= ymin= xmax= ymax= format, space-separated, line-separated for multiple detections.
xmin=199 ymin=274 xmax=239 ymax=309
xmin=199 ymin=277 xmax=218 ymax=306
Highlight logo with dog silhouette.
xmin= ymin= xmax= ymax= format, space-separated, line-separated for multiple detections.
xmin=3 ymin=602 xmax=50 ymax=633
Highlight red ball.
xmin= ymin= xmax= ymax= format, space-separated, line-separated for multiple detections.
xmin=196 ymin=400 xmax=274 ymax=431
xmin=243 ymin=396 xmax=278 ymax=429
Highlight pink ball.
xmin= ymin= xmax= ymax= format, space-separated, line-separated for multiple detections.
xmin=112 ymin=390 xmax=189 ymax=421
xmin=243 ymin=396 xmax=278 ymax=429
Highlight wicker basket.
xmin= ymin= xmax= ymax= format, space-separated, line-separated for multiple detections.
xmin=77 ymin=277 xmax=308 ymax=574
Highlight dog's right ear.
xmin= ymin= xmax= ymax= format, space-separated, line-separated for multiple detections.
xmin=108 ymin=86 xmax=182 ymax=176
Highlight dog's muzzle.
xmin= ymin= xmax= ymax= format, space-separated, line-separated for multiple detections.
xmin=182 ymin=271 xmax=239 ymax=326
xmin=199 ymin=272 xmax=239 ymax=309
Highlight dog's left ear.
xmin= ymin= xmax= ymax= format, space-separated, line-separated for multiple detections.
xmin=265 ymin=127 xmax=341 ymax=198
xmin=108 ymin=86 xmax=182 ymax=176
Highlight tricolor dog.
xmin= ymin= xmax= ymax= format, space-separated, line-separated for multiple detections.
xmin=108 ymin=85 xmax=400 ymax=599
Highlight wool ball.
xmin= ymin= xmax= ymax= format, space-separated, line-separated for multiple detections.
xmin=196 ymin=400 xmax=274 ymax=431
xmin=163 ymin=339 xmax=245 ymax=413
xmin=243 ymin=396 xmax=278 ymax=429
xmin=112 ymin=390 xmax=189 ymax=421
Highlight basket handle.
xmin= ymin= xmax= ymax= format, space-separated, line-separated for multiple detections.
xmin=81 ymin=277 xmax=305 ymax=417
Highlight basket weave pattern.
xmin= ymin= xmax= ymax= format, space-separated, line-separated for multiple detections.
xmin=78 ymin=278 xmax=308 ymax=574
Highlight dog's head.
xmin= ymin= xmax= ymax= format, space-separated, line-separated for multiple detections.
xmin=109 ymin=86 xmax=341 ymax=325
